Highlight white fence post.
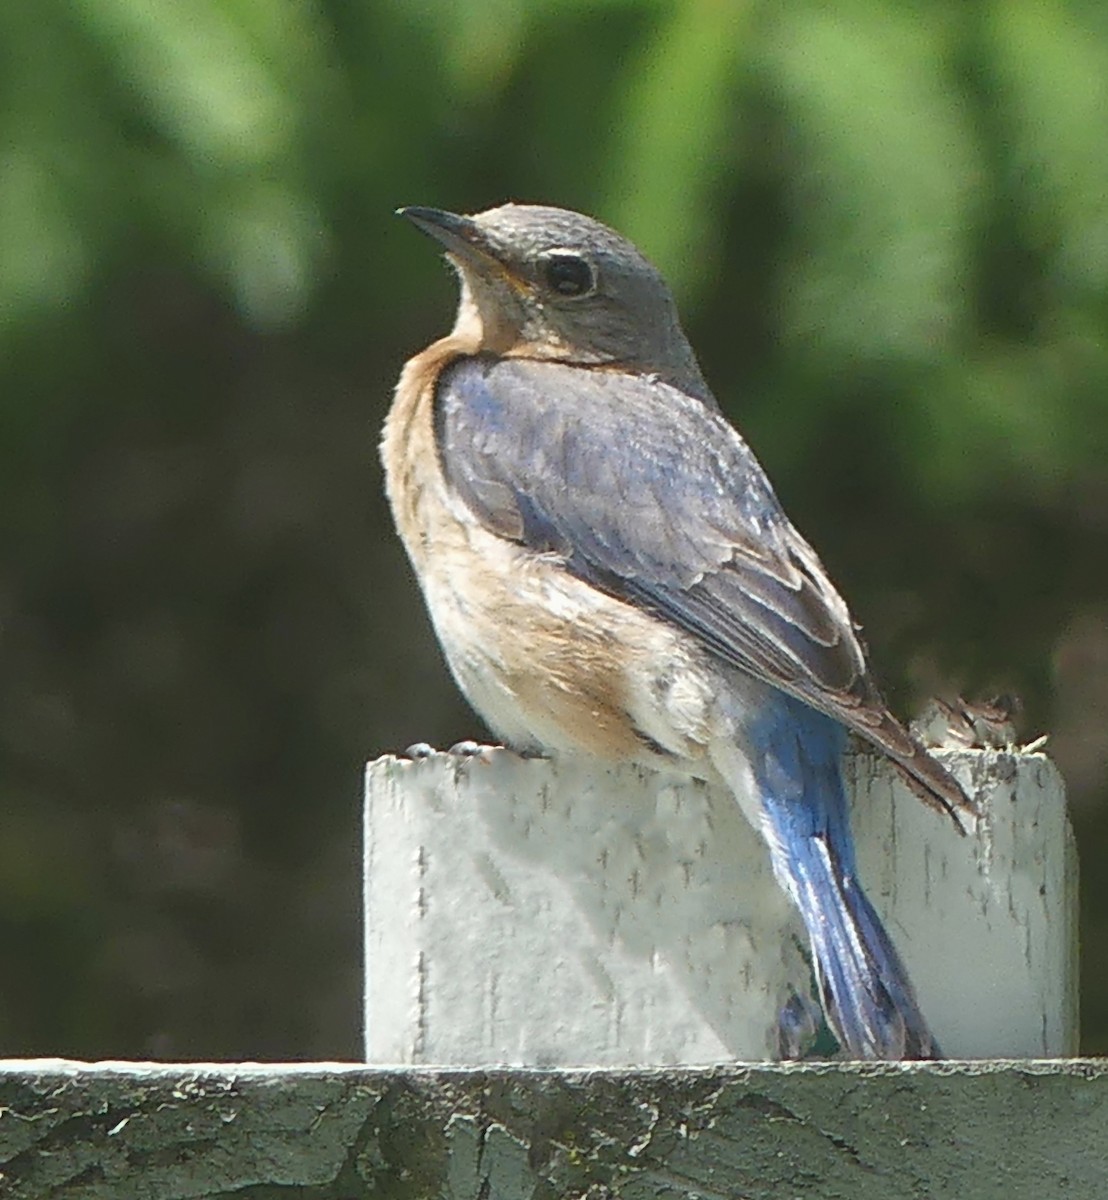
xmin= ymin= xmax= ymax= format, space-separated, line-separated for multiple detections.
xmin=364 ymin=747 xmax=1076 ymax=1064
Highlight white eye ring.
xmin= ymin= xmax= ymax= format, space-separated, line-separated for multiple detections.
xmin=538 ymin=249 xmax=597 ymax=299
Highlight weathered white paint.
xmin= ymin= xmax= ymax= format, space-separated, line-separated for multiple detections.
xmin=846 ymin=750 xmax=1077 ymax=1058
xmin=363 ymin=748 xmax=1075 ymax=1065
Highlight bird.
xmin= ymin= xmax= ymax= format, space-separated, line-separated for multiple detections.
xmin=383 ymin=202 xmax=975 ymax=1060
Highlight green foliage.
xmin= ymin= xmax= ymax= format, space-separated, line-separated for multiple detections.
xmin=0 ymin=0 xmax=1105 ymax=1056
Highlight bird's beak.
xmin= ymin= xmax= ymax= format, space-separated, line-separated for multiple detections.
xmin=397 ymin=206 xmax=514 ymax=281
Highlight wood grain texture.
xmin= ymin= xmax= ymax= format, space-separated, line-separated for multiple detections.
xmin=365 ymin=747 xmax=1076 ymax=1064
xmin=1 ymin=1060 xmax=1105 ymax=1199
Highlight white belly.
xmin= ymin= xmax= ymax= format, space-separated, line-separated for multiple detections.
xmin=420 ymin=517 xmax=740 ymax=773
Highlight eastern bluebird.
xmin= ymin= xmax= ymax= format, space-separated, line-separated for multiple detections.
xmin=383 ymin=203 xmax=974 ymax=1060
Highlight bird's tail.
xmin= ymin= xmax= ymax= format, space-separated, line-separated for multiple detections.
xmin=750 ymin=700 xmax=938 ymax=1060
xmin=778 ymin=823 xmax=937 ymax=1059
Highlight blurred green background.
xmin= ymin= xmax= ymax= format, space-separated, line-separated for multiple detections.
xmin=1 ymin=0 xmax=1105 ymax=1059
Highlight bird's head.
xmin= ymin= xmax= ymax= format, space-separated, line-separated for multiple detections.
xmin=399 ymin=202 xmax=710 ymax=400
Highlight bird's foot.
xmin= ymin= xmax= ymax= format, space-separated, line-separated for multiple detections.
xmin=403 ymin=740 xmax=549 ymax=762
xmin=776 ymin=991 xmax=822 ymax=1060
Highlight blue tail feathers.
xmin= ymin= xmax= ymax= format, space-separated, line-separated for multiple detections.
xmin=753 ymin=695 xmax=938 ymax=1060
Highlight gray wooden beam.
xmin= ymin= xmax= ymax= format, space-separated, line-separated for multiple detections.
xmin=1 ymin=1059 xmax=1106 ymax=1199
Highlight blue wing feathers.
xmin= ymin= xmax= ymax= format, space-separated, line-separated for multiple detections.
xmin=436 ymin=355 xmax=866 ymax=693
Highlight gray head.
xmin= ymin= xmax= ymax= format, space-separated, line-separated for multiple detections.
xmin=399 ymin=203 xmax=711 ymax=401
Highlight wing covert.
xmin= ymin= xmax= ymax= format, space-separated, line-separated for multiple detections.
xmin=435 ymin=354 xmax=872 ymax=710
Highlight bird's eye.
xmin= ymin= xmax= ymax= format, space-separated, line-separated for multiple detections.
xmin=540 ymin=251 xmax=596 ymax=298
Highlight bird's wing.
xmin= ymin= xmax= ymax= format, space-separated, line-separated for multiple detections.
xmin=435 ymin=354 xmax=970 ymax=821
